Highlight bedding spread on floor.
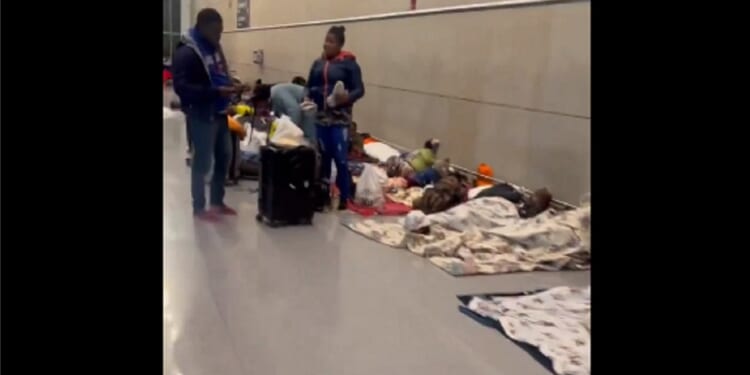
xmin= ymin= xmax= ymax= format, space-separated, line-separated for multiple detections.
xmin=459 ymin=286 xmax=591 ymax=375
xmin=385 ymin=187 xmax=424 ymax=208
xmin=343 ymin=197 xmax=590 ymax=276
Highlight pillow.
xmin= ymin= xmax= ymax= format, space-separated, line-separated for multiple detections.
xmin=363 ymin=142 xmax=400 ymax=163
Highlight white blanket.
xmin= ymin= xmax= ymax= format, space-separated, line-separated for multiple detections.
xmin=363 ymin=142 xmax=401 ymax=163
xmin=466 ymin=286 xmax=591 ymax=375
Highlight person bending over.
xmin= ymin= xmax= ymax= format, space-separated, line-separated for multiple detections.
xmin=269 ymin=77 xmax=317 ymax=144
xmin=306 ymin=25 xmax=365 ymax=210
xmin=172 ymin=8 xmax=239 ymax=222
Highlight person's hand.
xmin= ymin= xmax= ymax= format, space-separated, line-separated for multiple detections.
xmin=237 ymin=83 xmax=252 ymax=92
xmin=218 ymin=86 xmax=237 ymax=97
xmin=334 ymin=91 xmax=349 ymax=106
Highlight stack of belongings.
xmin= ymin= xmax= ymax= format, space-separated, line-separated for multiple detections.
xmin=349 ymin=163 xmax=412 ymax=216
xmin=256 ymin=114 xmax=318 ymax=227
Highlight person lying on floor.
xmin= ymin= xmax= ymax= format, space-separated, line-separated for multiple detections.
xmin=411 ymin=171 xmax=470 ymax=215
xmin=517 ymin=188 xmax=553 ymax=218
xmin=471 ymin=182 xmax=553 ymax=219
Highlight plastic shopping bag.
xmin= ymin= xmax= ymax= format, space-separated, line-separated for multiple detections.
xmin=269 ymin=115 xmax=310 ymax=147
xmin=355 ymin=164 xmax=388 ymax=208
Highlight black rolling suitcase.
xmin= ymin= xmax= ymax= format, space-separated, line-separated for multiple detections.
xmin=256 ymin=144 xmax=316 ymax=227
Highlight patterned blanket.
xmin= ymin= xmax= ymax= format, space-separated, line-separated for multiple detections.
xmin=385 ymin=186 xmax=424 ymax=208
xmin=343 ymin=197 xmax=590 ymax=276
xmin=459 ymin=286 xmax=591 ymax=375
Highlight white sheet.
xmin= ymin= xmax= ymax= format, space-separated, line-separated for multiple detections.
xmin=240 ymin=130 xmax=267 ymax=154
xmin=467 ymin=286 xmax=591 ymax=375
xmin=363 ymin=142 xmax=401 ymax=163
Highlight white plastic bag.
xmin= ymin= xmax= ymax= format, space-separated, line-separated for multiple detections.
xmin=355 ymin=164 xmax=388 ymax=208
xmin=240 ymin=130 xmax=267 ymax=154
xmin=269 ymin=115 xmax=310 ymax=147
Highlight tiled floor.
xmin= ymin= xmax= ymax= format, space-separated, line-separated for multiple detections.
xmin=163 ymin=107 xmax=590 ymax=375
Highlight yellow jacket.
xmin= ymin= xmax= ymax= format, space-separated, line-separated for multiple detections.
xmin=234 ymin=104 xmax=254 ymax=117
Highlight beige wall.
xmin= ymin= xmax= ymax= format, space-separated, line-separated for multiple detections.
xmin=193 ymin=0 xmax=590 ymax=203
xmin=195 ymin=0 xmax=522 ymax=29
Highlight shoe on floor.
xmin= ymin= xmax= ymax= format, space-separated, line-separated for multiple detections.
xmin=337 ymin=201 xmax=349 ymax=211
xmin=194 ymin=211 xmax=221 ymax=222
xmin=212 ymin=205 xmax=238 ymax=216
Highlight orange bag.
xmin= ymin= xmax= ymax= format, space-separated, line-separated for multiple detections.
xmin=476 ymin=163 xmax=494 ymax=187
xmin=227 ymin=116 xmax=247 ymax=138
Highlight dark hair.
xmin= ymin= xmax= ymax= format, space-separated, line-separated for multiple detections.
xmin=252 ymin=84 xmax=271 ymax=103
xmin=291 ymin=76 xmax=306 ymax=86
xmin=327 ymin=25 xmax=346 ymax=46
xmin=196 ymin=8 xmax=222 ymax=29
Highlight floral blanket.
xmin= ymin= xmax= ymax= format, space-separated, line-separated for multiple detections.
xmin=343 ymin=197 xmax=590 ymax=276
xmin=459 ymin=286 xmax=591 ymax=375
xmin=385 ymin=186 xmax=424 ymax=208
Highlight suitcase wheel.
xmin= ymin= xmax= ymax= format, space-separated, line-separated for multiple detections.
xmin=267 ymin=220 xmax=281 ymax=228
xmin=255 ymin=213 xmax=263 ymax=222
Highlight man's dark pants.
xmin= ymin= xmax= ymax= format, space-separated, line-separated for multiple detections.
xmin=187 ymin=113 xmax=230 ymax=214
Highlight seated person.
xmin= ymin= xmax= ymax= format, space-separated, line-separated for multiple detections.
xmin=384 ymin=139 xmax=448 ymax=187
xmin=348 ymin=122 xmax=379 ymax=163
xmin=250 ymin=82 xmax=272 ymax=122
xmin=406 ymin=138 xmax=440 ymax=174
xmin=225 ymin=107 xmax=249 ymax=185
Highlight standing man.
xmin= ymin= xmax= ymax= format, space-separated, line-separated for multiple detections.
xmin=173 ymin=8 xmax=239 ymax=222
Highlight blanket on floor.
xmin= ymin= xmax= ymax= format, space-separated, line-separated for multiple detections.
xmin=385 ymin=187 xmax=424 ymax=208
xmin=459 ymin=286 xmax=591 ymax=375
xmin=343 ymin=197 xmax=590 ymax=276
